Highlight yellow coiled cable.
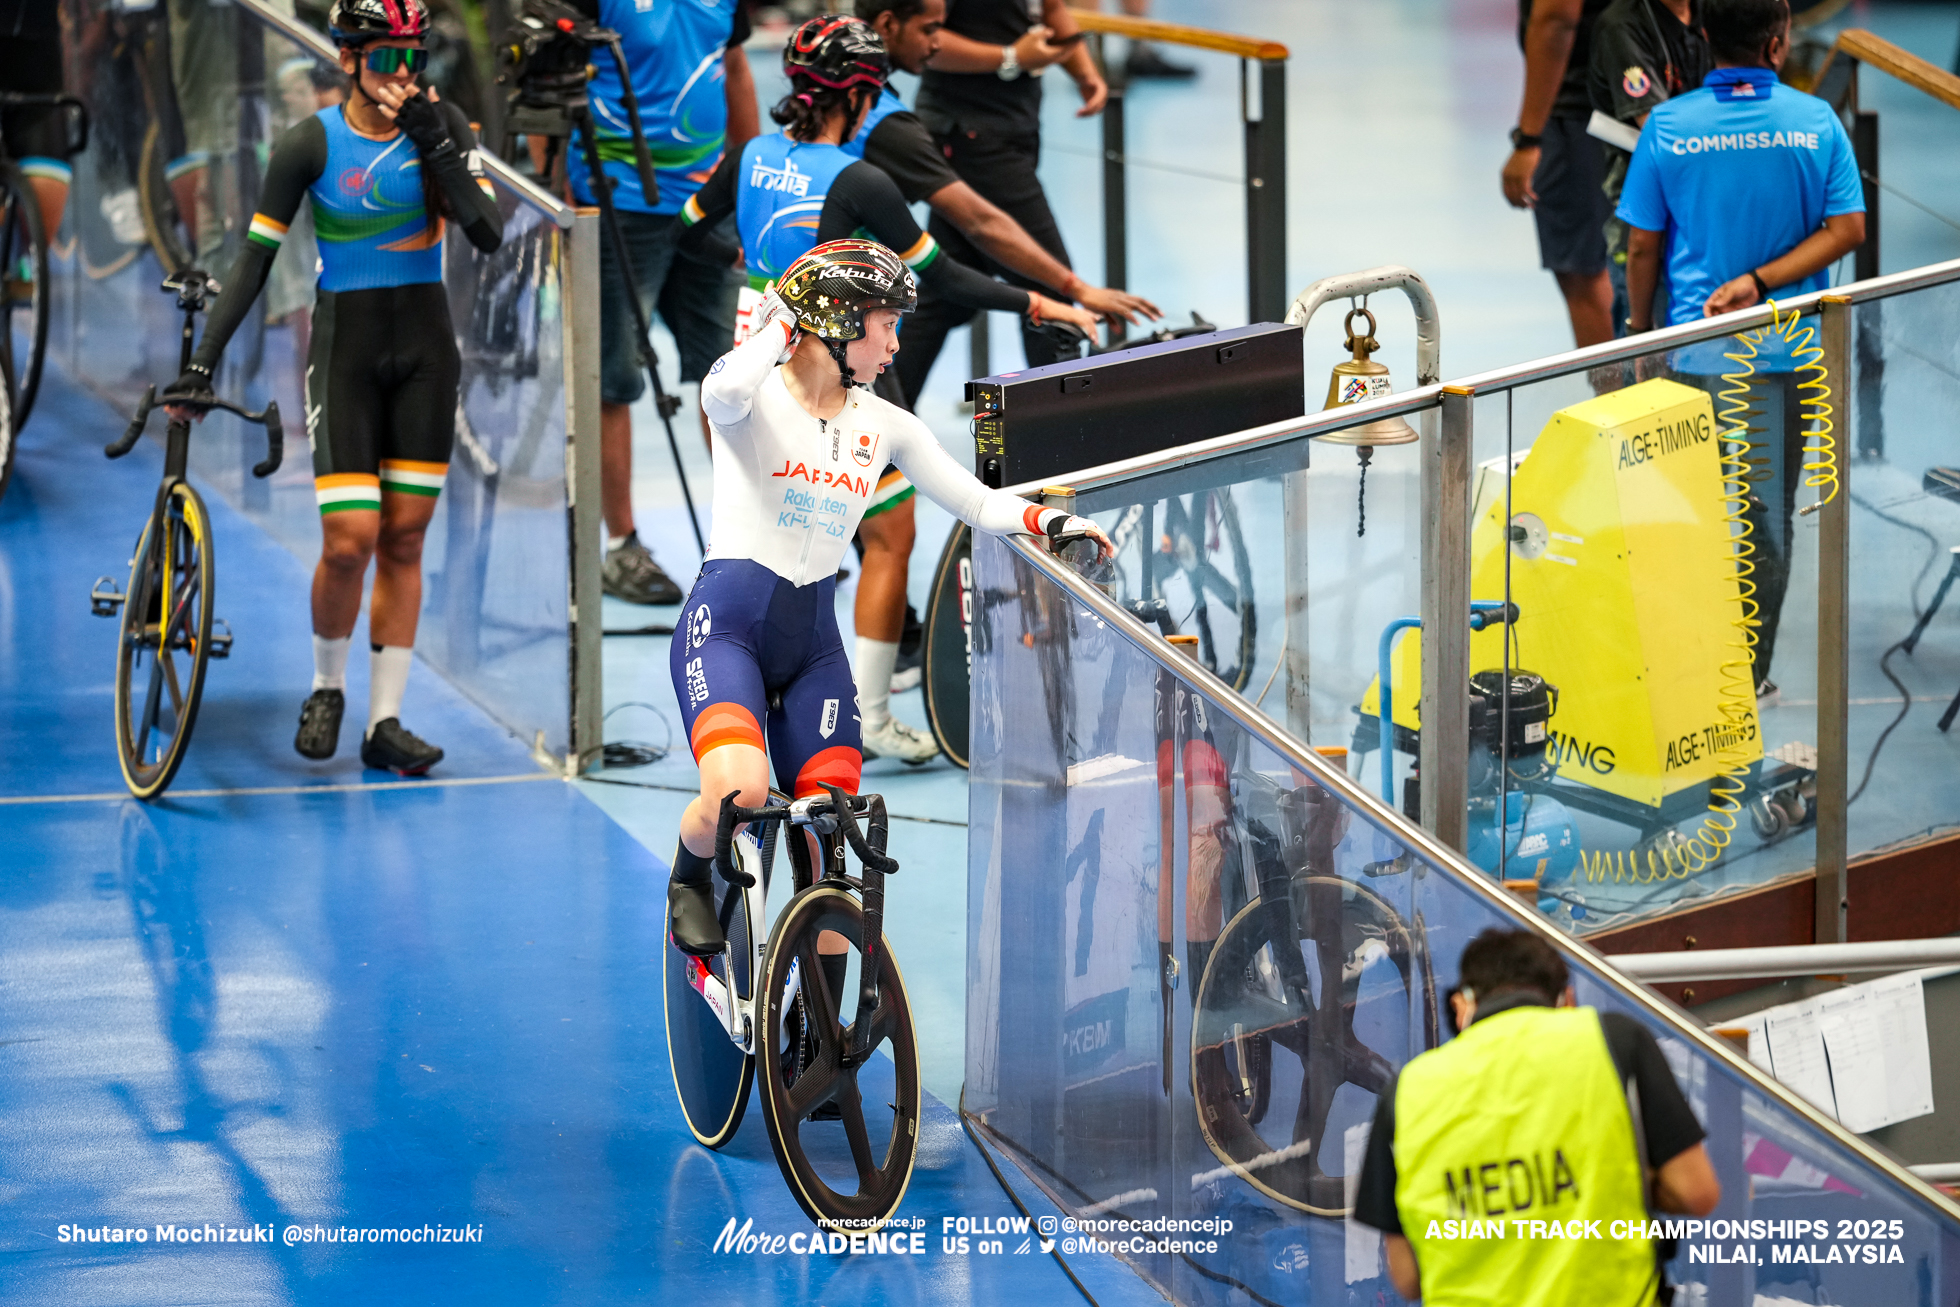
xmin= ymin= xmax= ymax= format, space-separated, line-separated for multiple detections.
xmin=1581 ymin=303 xmax=1835 ymax=884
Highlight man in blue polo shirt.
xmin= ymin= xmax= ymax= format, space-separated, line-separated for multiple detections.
xmin=1617 ymin=0 xmax=1863 ymax=695
xmin=566 ymin=0 xmax=759 ymax=606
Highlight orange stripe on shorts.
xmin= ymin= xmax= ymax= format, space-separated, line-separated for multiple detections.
xmin=793 ymin=746 xmax=862 ymax=799
xmin=689 ymin=702 xmax=765 ymax=758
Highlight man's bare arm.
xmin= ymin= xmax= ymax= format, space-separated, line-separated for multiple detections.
xmin=924 ymin=179 xmax=1159 ymax=323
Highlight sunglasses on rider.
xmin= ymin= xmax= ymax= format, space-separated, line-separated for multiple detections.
xmin=363 ymin=47 xmax=429 ymax=75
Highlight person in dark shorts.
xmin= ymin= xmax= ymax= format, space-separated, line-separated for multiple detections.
xmin=563 ymin=0 xmax=757 ymax=607
xmin=167 ymin=0 xmax=503 ymax=775
xmin=1353 ymin=929 xmax=1719 ymax=1303
xmin=1505 ymin=0 xmax=1617 ymax=347
xmin=894 ymin=0 xmax=1110 ymax=405
xmin=849 ymin=0 xmax=1158 ymax=719
xmin=0 ymin=0 xmax=77 ymax=243
xmin=1589 ymin=0 xmax=1711 ymax=332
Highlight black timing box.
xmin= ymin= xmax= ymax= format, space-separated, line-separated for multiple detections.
xmin=964 ymin=322 xmax=1305 ymax=489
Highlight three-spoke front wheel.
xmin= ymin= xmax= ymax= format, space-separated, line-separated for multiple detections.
xmin=114 ymin=481 xmax=214 ymax=799
xmin=756 ymin=884 xmax=920 ymax=1234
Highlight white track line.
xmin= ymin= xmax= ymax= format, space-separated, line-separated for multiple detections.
xmin=0 ymin=772 xmax=558 ymax=806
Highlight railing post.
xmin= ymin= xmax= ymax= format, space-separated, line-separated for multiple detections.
xmin=1243 ymin=57 xmax=1287 ymax=323
xmin=1102 ymin=39 xmax=1128 ymax=342
xmin=1282 ymin=464 xmax=1311 ymax=741
xmin=1422 ymin=387 xmax=1474 ymax=851
xmin=1853 ymin=100 xmax=1880 ymax=282
xmin=1817 ymin=297 xmax=1852 ymax=945
xmin=565 ymin=209 xmax=605 ymax=776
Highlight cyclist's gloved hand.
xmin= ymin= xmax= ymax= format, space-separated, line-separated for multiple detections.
xmin=750 ymin=290 xmax=799 ymax=361
xmin=393 ymin=93 xmax=455 ymax=158
xmin=162 ymin=365 xmax=214 ymax=421
xmin=1045 ymin=512 xmax=1113 ymax=567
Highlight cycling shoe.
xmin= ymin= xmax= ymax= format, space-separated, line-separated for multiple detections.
xmin=669 ymin=877 xmax=725 ymax=957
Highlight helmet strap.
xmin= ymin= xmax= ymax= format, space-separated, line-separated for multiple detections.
xmin=824 ymin=337 xmax=858 ymax=389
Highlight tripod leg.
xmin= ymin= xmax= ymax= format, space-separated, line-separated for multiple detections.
xmin=1940 ymin=685 xmax=1960 ymax=734
xmin=570 ymin=106 xmax=707 ymax=558
xmin=1903 ymin=549 xmax=1960 ymax=656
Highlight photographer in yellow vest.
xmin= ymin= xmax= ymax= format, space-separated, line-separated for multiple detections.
xmin=1353 ymin=928 xmax=1721 ymax=1305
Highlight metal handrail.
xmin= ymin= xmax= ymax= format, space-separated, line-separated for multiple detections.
xmin=993 ymin=529 xmax=1960 ymax=1223
xmin=1064 ymin=7 xmax=1288 ymax=61
xmin=1613 ymin=938 xmax=1960 ymax=982
xmin=1007 ymin=255 xmax=1960 ymax=500
xmin=1817 ymin=28 xmax=1960 ymax=114
xmin=233 ymin=0 xmax=577 ymax=230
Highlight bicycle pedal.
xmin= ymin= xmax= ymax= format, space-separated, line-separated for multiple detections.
xmin=89 ymin=576 xmax=126 ymax=617
xmin=207 ymin=619 xmax=234 ymax=659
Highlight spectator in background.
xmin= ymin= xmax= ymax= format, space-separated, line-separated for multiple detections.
xmin=847 ymin=0 xmax=1158 ymax=738
xmin=1618 ymin=0 xmax=1863 ymax=695
xmin=895 ymin=0 xmax=1108 ymax=407
xmin=565 ymin=0 xmax=758 ymax=607
xmin=1102 ymin=0 xmax=1193 ymax=80
xmin=1505 ymin=0 xmax=1617 ymax=347
xmin=1353 ymin=929 xmax=1720 ymax=1306
xmin=1589 ymin=0 xmax=1711 ymax=334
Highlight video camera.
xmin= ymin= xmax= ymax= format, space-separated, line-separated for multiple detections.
xmin=496 ymin=0 xmax=613 ymax=128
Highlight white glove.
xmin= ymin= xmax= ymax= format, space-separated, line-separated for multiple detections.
xmin=750 ymin=290 xmax=798 ymax=361
xmin=1045 ymin=512 xmax=1113 ymax=566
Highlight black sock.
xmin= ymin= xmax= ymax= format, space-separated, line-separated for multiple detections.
xmin=672 ymin=842 xmax=714 ymax=887
xmin=819 ymin=951 xmax=849 ymax=1008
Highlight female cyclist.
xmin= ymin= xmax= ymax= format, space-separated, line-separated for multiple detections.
xmin=667 ymin=238 xmax=1108 ymax=957
xmin=165 ymin=0 xmax=503 ymax=775
xmin=677 ymin=14 xmax=1098 ymax=765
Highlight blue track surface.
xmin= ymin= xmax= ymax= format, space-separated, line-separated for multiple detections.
xmin=0 ymin=370 xmax=1153 ymax=1305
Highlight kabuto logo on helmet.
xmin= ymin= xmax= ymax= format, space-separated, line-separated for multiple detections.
xmin=329 ymin=0 xmax=431 ymax=44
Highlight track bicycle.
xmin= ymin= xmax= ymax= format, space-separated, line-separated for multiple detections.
xmin=0 ymin=91 xmax=87 ymax=458
xmin=90 ymin=269 xmax=283 ymax=799
xmin=663 ymin=784 xmax=921 ymax=1233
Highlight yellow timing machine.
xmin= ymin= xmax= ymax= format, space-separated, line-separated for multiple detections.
xmin=1361 ymin=337 xmax=1829 ymax=888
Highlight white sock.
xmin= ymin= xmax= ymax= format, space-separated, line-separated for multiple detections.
xmin=312 ymin=634 xmax=351 ymax=691
xmin=856 ymin=637 xmax=898 ymax=730
xmin=607 ymin=533 xmax=629 ymax=551
xmin=367 ymin=644 xmax=413 ymax=734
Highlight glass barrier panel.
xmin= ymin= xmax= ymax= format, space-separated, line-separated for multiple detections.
xmin=967 ymin=535 xmax=1960 ymax=1305
xmin=1072 ymin=403 xmax=1433 ymax=778
xmin=48 ymin=3 xmax=573 ymax=756
xmin=1845 ymin=283 xmax=1960 ymax=866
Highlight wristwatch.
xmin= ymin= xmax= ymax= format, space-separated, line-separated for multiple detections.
xmin=997 ymin=42 xmax=1022 ymax=80
xmin=1749 ymin=270 xmax=1772 ymax=299
xmin=1510 ymin=127 xmax=1543 ymax=150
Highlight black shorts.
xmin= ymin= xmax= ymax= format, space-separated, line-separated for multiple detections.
xmin=307 ymin=283 xmax=461 ymax=515
xmin=1531 ymin=116 xmax=1611 ymax=276
xmin=0 ymin=36 xmax=76 ymax=170
xmin=598 ymin=207 xmax=738 ymax=405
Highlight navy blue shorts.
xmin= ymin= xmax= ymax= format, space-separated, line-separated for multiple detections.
xmin=672 ymin=558 xmax=863 ymax=798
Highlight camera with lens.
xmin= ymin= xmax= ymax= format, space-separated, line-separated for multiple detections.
xmin=496 ymin=0 xmax=609 ymax=126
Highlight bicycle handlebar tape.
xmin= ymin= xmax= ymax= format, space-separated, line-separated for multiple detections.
xmin=817 ymin=783 xmax=898 ymax=875
xmin=107 ymin=386 xmax=157 ymax=459
xmin=711 ymin=792 xmax=758 ymax=889
xmin=253 ymin=401 xmax=284 ymax=478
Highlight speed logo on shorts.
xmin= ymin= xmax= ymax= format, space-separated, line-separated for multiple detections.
xmin=687 ymin=604 xmax=713 ymax=650
xmin=1622 ymin=65 xmax=1652 ymax=98
xmin=852 ymin=431 xmax=878 ymax=468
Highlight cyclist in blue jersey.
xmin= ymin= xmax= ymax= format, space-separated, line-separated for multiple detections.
xmin=677 ymin=15 xmax=1097 ymax=762
xmin=561 ymin=0 xmax=758 ymax=608
xmin=165 ymin=0 xmax=504 ymax=775
xmin=667 ymin=238 xmax=1110 ymax=957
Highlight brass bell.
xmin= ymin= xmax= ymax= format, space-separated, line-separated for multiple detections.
xmin=1318 ymin=306 xmax=1414 ymax=538
xmin=1319 ymin=306 xmax=1418 ymax=446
